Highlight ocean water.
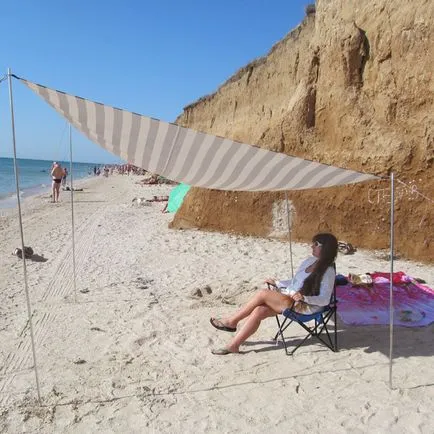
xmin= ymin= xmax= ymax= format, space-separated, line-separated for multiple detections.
xmin=0 ymin=157 xmax=97 ymax=207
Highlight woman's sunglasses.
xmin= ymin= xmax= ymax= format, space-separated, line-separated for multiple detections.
xmin=312 ymin=241 xmax=323 ymax=247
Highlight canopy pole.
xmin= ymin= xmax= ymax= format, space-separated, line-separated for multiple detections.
xmin=68 ymin=125 xmax=78 ymax=303
xmin=285 ymin=192 xmax=294 ymax=278
xmin=8 ymin=68 xmax=41 ymax=402
xmin=389 ymin=172 xmax=395 ymax=389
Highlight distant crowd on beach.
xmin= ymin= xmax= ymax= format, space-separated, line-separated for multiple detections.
xmin=49 ymin=162 xmax=173 ymax=203
xmin=90 ymin=164 xmax=147 ymax=177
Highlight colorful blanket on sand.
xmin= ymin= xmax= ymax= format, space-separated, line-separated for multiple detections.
xmin=336 ymin=276 xmax=434 ymax=327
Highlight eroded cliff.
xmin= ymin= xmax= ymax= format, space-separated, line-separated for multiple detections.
xmin=171 ymin=0 xmax=433 ymax=262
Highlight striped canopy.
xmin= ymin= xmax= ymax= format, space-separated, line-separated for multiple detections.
xmin=20 ymin=78 xmax=379 ymax=191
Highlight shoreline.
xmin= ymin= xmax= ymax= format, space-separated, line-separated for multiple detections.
xmin=0 ymin=173 xmax=433 ymax=432
xmin=0 ymin=176 xmax=106 ymax=221
xmin=0 ymin=174 xmax=95 ymax=210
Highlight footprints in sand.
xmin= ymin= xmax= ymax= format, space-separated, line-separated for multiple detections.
xmin=190 ymin=284 xmax=212 ymax=298
xmin=188 ymin=280 xmax=256 ymax=307
xmin=135 ymin=277 xmax=154 ymax=290
xmin=68 ymin=276 xmax=157 ymax=304
xmin=188 ymin=284 xmax=240 ymax=308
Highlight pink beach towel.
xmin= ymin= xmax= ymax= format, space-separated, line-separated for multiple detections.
xmin=336 ymin=275 xmax=434 ymax=327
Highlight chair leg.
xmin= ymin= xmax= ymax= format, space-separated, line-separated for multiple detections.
xmin=321 ymin=323 xmax=334 ymax=350
xmin=316 ymin=310 xmax=338 ymax=352
xmin=295 ymin=314 xmax=335 ymax=353
xmin=273 ymin=315 xmax=293 ymax=341
xmin=334 ymin=309 xmax=338 ymax=352
xmin=288 ymin=333 xmax=312 ymax=355
xmin=283 ymin=319 xmax=320 ymax=355
xmin=273 ymin=315 xmax=283 ymax=341
xmin=275 ymin=315 xmax=292 ymax=355
xmin=275 ymin=308 xmax=338 ymax=355
xmin=313 ymin=310 xmax=338 ymax=352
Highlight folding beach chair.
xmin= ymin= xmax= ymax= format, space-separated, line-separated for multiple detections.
xmin=271 ymin=267 xmax=338 ymax=356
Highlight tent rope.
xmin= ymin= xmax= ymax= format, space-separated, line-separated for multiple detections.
xmin=396 ymin=178 xmax=434 ymax=204
xmin=54 ymin=122 xmax=69 ymax=164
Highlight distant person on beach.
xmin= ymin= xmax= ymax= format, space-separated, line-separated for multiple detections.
xmin=51 ymin=162 xmax=65 ymax=203
xmin=209 ymin=233 xmax=338 ymax=355
xmin=93 ymin=166 xmax=97 ymax=175
xmin=62 ymin=167 xmax=68 ymax=187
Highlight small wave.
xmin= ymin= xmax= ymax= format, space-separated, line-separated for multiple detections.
xmin=10 ymin=190 xmax=24 ymax=199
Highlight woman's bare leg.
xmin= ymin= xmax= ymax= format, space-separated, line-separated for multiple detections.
xmin=221 ymin=290 xmax=292 ymax=328
xmin=54 ymin=182 xmax=60 ymax=202
xmin=226 ymin=305 xmax=275 ymax=352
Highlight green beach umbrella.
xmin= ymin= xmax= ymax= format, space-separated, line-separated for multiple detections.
xmin=167 ymin=183 xmax=191 ymax=213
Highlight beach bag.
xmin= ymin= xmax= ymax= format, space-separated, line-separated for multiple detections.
xmin=348 ymin=273 xmax=373 ymax=287
xmin=13 ymin=246 xmax=34 ymax=259
xmin=335 ymin=274 xmax=349 ymax=286
xmin=338 ymin=241 xmax=356 ymax=255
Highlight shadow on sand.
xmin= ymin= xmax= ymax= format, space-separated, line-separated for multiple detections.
xmin=244 ymin=321 xmax=434 ymax=359
xmin=29 ymin=254 xmax=48 ymax=263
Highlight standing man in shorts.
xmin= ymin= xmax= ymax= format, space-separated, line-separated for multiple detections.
xmin=51 ymin=162 xmax=65 ymax=203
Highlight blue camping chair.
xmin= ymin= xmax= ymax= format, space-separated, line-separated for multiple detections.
xmin=270 ymin=268 xmax=338 ymax=355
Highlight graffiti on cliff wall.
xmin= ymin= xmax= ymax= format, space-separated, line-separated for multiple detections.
xmin=368 ymin=179 xmax=433 ymax=230
xmin=367 ymin=179 xmax=426 ymax=205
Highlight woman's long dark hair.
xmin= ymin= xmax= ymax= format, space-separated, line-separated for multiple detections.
xmin=300 ymin=233 xmax=338 ymax=297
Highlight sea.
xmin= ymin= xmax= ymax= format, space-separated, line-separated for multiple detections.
xmin=0 ymin=157 xmax=98 ymax=208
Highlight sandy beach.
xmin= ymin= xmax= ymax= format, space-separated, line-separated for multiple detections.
xmin=0 ymin=174 xmax=433 ymax=433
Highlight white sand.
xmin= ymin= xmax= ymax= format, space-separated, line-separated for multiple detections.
xmin=0 ymin=174 xmax=433 ymax=433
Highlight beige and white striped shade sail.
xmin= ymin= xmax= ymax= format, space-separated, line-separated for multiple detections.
xmin=20 ymin=78 xmax=379 ymax=191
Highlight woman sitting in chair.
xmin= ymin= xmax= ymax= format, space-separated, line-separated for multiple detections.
xmin=210 ymin=232 xmax=338 ymax=355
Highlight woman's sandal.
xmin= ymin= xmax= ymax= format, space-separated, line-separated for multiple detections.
xmin=211 ymin=348 xmax=238 ymax=355
xmin=210 ymin=318 xmax=236 ymax=333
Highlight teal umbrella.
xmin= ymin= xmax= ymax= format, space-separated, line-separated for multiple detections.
xmin=167 ymin=183 xmax=191 ymax=213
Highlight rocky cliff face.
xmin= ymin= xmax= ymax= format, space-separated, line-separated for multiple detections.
xmin=171 ymin=0 xmax=433 ymax=262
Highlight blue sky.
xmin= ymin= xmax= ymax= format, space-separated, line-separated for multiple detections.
xmin=0 ymin=0 xmax=311 ymax=164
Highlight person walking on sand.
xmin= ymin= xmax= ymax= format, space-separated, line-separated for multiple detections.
xmin=51 ymin=162 xmax=65 ymax=203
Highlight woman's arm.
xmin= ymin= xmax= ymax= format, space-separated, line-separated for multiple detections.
xmin=276 ymin=257 xmax=314 ymax=289
xmin=302 ymin=266 xmax=335 ymax=306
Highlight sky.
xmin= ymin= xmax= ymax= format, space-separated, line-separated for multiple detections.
xmin=0 ymin=0 xmax=312 ymax=164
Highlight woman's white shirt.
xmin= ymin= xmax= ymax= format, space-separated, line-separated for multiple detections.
xmin=276 ymin=256 xmax=335 ymax=311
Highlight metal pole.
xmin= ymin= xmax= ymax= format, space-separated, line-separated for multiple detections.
xmin=389 ymin=172 xmax=395 ymax=389
xmin=8 ymin=68 xmax=41 ymax=402
xmin=285 ymin=191 xmax=294 ymax=278
xmin=69 ymin=125 xmax=78 ymax=303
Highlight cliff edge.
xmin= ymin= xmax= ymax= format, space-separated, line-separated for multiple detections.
xmin=171 ymin=0 xmax=433 ymax=262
